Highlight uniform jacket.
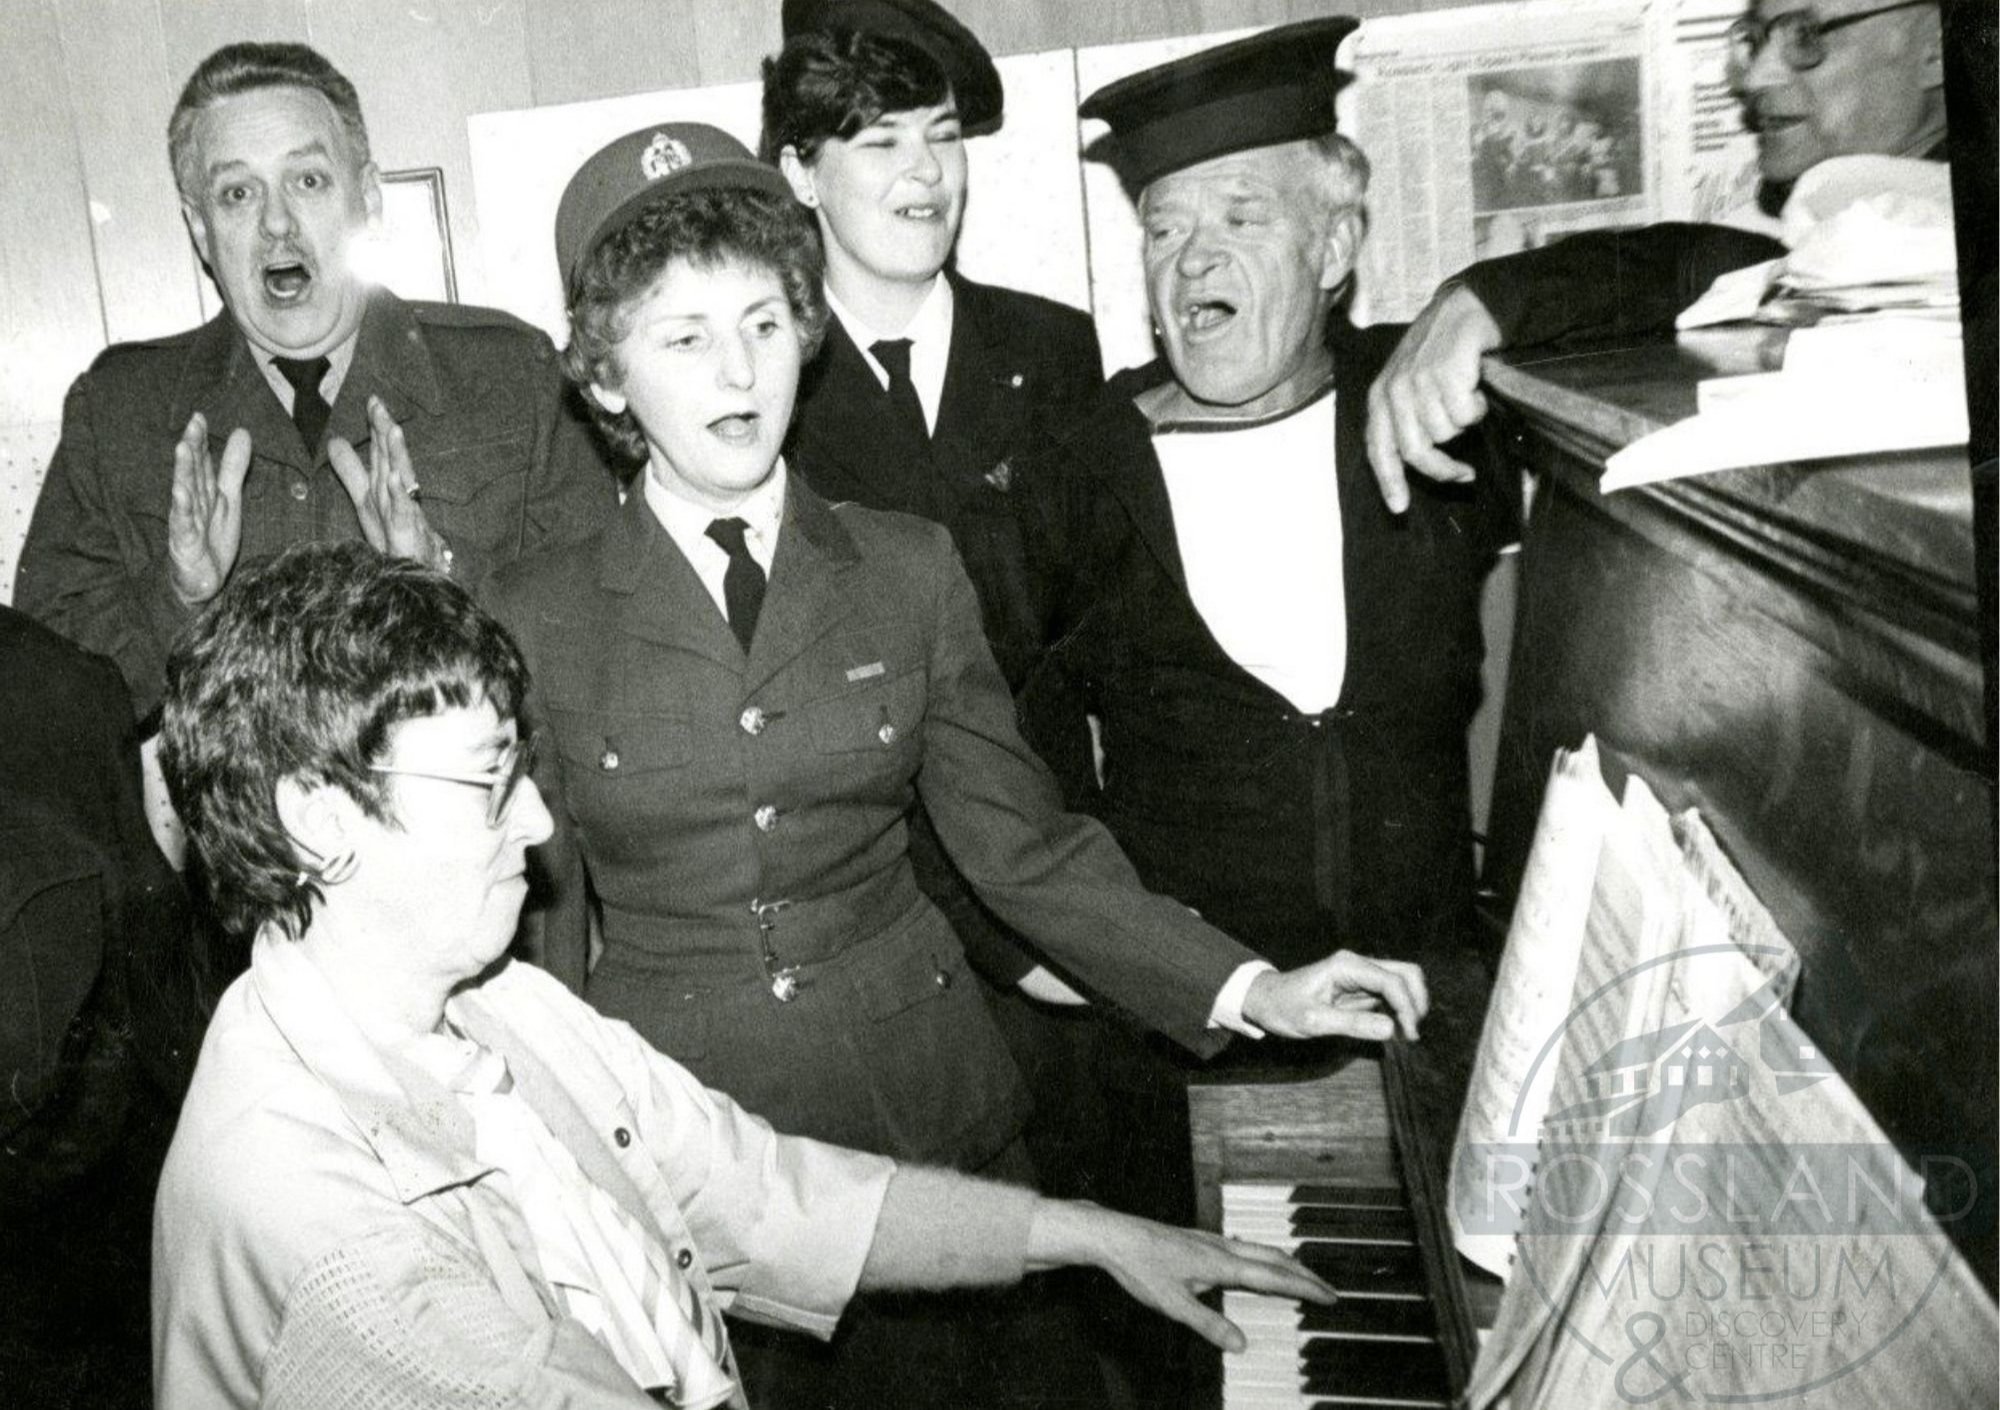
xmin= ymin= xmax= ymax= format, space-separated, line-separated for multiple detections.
xmin=14 ymin=289 xmax=620 ymax=717
xmin=1019 ymin=320 xmax=1513 ymax=973
xmin=0 ymin=608 xmax=192 ymax=1201
xmin=788 ymin=275 xmax=1107 ymax=986
xmin=489 ymin=484 xmax=1254 ymax=1169
xmin=154 ymin=938 xmax=893 ymax=1410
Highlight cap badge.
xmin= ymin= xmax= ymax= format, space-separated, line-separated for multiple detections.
xmin=640 ymin=132 xmax=693 ymax=182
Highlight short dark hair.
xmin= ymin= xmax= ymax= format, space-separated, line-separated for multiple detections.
xmin=159 ymin=542 xmax=528 ymax=943
xmin=169 ymin=43 xmax=371 ymax=203
xmin=563 ymin=187 xmax=828 ymax=463
xmin=759 ymin=28 xmax=951 ymax=163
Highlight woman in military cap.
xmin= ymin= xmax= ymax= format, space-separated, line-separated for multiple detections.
xmin=492 ymin=120 xmax=1425 ymax=1409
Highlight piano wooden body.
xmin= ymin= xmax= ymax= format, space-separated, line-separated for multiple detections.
xmin=1191 ymin=332 xmax=1994 ymax=1407
xmin=1480 ymin=333 xmax=1994 ymax=1283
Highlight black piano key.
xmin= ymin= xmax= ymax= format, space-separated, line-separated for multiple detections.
xmin=1289 ymin=1184 xmax=1406 ymax=1208
xmin=1299 ymin=1338 xmax=1454 ymax=1400
xmin=1300 ymin=1295 xmax=1438 ymax=1339
xmin=1286 ymin=1204 xmax=1417 ymax=1239
xmin=1307 ymin=1401 xmax=1450 ymax=1410
xmin=1295 ymin=1240 xmax=1427 ymax=1294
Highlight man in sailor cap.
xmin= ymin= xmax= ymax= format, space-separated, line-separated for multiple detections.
xmin=1018 ymin=31 xmax=1511 ymax=1391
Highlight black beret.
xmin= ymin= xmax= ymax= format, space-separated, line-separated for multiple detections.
xmin=782 ymin=0 xmax=1004 ymax=131
xmin=555 ymin=123 xmax=794 ymax=287
xmin=1080 ymin=17 xmax=1359 ymax=191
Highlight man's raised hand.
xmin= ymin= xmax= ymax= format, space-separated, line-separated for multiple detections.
xmin=167 ymin=414 xmax=253 ymax=608
xmin=329 ymin=395 xmax=451 ymax=571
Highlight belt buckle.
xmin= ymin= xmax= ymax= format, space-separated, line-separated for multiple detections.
xmin=751 ymin=898 xmax=806 ymax=1002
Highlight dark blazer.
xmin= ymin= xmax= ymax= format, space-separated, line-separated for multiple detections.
xmin=787 ymin=273 xmax=1105 ymax=982
xmin=0 ymin=607 xmax=193 ymax=1198
xmin=789 ymin=272 xmax=1103 ymax=687
xmin=490 ymin=484 xmax=1254 ymax=1169
xmin=14 ymin=290 xmax=620 ymax=717
xmin=1020 ymin=321 xmax=1513 ymax=973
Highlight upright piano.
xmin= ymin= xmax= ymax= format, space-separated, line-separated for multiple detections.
xmin=1192 ymin=332 xmax=1994 ymax=1408
xmin=1192 ymin=956 xmax=1500 ymax=1410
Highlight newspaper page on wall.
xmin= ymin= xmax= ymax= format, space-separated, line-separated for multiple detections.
xmin=1337 ymin=0 xmax=1760 ymax=325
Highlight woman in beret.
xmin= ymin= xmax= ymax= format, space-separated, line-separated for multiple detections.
xmin=759 ymin=0 xmax=1115 ymax=1031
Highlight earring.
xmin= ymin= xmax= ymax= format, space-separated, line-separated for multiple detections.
xmin=317 ymin=849 xmax=359 ymax=886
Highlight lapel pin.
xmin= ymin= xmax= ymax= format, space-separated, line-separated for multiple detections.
xmin=984 ymin=461 xmax=1013 ymax=493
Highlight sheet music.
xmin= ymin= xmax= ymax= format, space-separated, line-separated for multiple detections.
xmin=1462 ymin=771 xmax=1686 ymax=1409
xmin=1459 ymin=772 xmax=1994 ymax=1409
xmin=1671 ymin=808 xmax=1800 ymax=1005
xmin=1448 ymin=737 xmax=1615 ymax=1279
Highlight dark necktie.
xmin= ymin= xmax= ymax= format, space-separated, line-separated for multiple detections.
xmin=869 ymin=338 xmax=931 ymax=451
xmin=704 ymin=517 xmax=766 ymax=651
xmin=273 ymin=355 xmax=332 ymax=453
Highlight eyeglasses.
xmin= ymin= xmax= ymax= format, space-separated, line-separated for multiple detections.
xmin=1725 ymin=2 xmax=1931 ymax=74
xmin=369 ymin=735 xmax=539 ymax=828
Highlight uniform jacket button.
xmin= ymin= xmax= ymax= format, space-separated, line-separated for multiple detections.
xmin=877 ymin=722 xmax=898 ymax=746
xmin=613 ymin=1126 xmax=632 ymax=1148
xmin=290 ymin=480 xmax=310 ymax=501
xmin=739 ymin=706 xmax=768 ymax=735
xmin=933 ymin=968 xmax=951 ymax=990
xmin=754 ymin=804 xmax=779 ymax=832
xmin=600 ymin=749 xmax=621 ymax=771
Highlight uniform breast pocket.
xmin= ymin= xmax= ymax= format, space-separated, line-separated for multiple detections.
xmin=804 ymin=667 xmax=927 ymax=758
xmin=400 ymin=428 xmax=531 ymax=542
xmin=546 ymin=707 xmax=695 ymax=835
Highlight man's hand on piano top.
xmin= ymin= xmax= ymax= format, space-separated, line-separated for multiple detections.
xmin=1026 ymin=1201 xmax=1337 ymax=1353
xmin=1364 ymin=280 xmax=1501 ymax=512
xmin=1241 ymin=951 xmax=1428 ymax=1043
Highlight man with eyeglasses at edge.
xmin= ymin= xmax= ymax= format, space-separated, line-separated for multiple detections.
xmin=1364 ymin=0 xmax=1954 ymax=505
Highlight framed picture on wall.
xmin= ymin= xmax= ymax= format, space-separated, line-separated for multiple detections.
xmin=371 ymin=168 xmax=459 ymax=303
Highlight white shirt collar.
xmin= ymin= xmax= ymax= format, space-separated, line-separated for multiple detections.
xmin=643 ymin=458 xmax=788 ymax=580
xmin=251 ymin=328 xmax=361 ymax=413
xmin=824 ymin=275 xmax=955 ymax=431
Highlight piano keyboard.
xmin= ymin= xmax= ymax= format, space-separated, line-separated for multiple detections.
xmin=1221 ymin=1181 xmax=1455 ymax=1409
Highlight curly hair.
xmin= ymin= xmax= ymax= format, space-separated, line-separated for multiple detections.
xmin=759 ymin=28 xmax=951 ymax=163
xmin=169 ymin=43 xmax=370 ymax=204
xmin=563 ymin=187 xmax=828 ymax=464
xmin=159 ymin=542 xmax=528 ymax=943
